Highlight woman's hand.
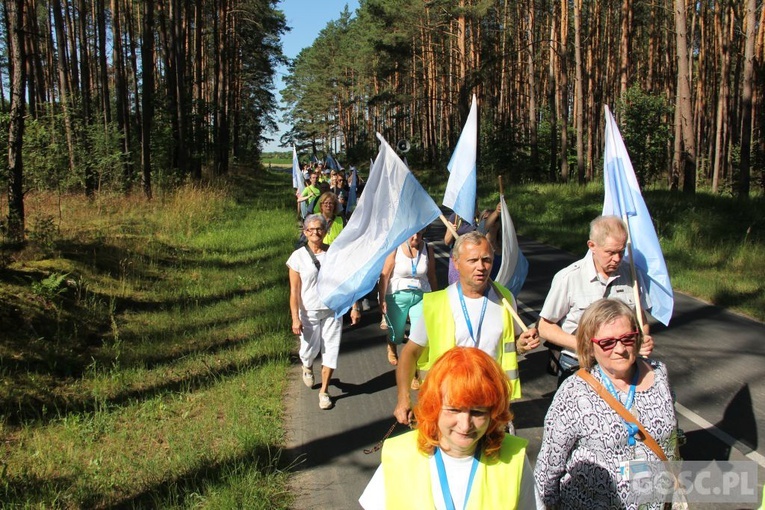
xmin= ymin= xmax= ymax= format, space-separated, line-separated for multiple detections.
xmin=291 ymin=318 xmax=303 ymax=335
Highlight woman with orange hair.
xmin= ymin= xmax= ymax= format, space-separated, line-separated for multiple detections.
xmin=359 ymin=347 xmax=538 ymax=509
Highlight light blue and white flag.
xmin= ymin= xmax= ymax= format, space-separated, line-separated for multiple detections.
xmin=602 ymin=106 xmax=673 ymax=326
xmin=325 ymin=153 xmax=341 ymax=171
xmin=443 ymin=94 xmax=478 ymax=224
xmin=292 ymin=146 xmax=307 ymax=218
xmin=347 ymin=166 xmax=358 ymax=213
xmin=318 ymin=133 xmax=441 ymax=316
xmin=494 ymin=194 xmax=528 ymax=297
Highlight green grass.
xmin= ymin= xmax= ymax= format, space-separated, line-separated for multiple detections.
xmin=0 ymin=163 xmax=762 ymax=507
xmin=0 ymin=167 xmax=300 ymax=508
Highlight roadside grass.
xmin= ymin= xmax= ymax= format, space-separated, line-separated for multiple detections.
xmin=1 ymin=160 xmax=762 ymax=507
xmin=0 ymin=167 xmax=299 ymax=507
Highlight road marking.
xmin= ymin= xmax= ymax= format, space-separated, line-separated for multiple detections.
xmin=675 ymin=402 xmax=765 ymax=468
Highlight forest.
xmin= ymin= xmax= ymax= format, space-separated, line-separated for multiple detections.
xmin=1 ymin=0 xmax=764 ymax=246
xmin=283 ymin=0 xmax=763 ymax=197
xmin=0 ymin=0 xmax=287 ymax=243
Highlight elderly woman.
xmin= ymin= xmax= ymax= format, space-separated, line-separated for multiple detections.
xmin=378 ymin=230 xmax=437 ymax=370
xmin=287 ymin=214 xmax=342 ymax=410
xmin=359 ymin=347 xmax=537 ymax=509
xmin=535 ymin=298 xmax=678 ymax=509
xmin=316 ymin=191 xmax=344 ymax=245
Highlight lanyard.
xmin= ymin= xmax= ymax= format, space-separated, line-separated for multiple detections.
xmin=457 ymin=283 xmax=488 ymax=347
xmin=598 ymin=365 xmax=640 ymax=445
xmin=434 ymin=447 xmax=481 ymax=510
xmin=408 ymin=243 xmax=423 ymax=276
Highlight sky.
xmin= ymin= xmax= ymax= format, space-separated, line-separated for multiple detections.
xmin=264 ymin=0 xmax=361 ymax=153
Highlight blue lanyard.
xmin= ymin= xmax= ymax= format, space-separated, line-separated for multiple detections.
xmin=456 ymin=283 xmax=488 ymax=347
xmin=409 ymin=244 xmax=423 ymax=276
xmin=598 ymin=365 xmax=640 ymax=445
xmin=434 ymin=447 xmax=481 ymax=510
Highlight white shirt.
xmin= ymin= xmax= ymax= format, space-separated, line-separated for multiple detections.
xmin=409 ymin=283 xmax=522 ymax=360
xmin=286 ymin=247 xmax=328 ymax=312
xmin=388 ymin=244 xmax=431 ymax=293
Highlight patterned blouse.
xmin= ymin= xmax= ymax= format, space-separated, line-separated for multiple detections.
xmin=534 ymin=359 xmax=678 ymax=509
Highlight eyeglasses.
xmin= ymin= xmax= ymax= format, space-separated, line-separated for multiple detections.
xmin=304 ymin=227 xmax=325 ymax=234
xmin=591 ymin=330 xmax=639 ymax=351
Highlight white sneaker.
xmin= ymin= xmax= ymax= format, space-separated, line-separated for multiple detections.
xmin=302 ymin=366 xmax=314 ymax=388
xmin=319 ymin=392 xmax=333 ymax=410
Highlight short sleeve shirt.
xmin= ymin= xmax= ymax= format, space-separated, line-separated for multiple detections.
xmin=409 ymin=283 xmax=521 ymax=360
xmin=539 ymin=250 xmax=650 ymax=335
xmin=286 ymin=247 xmax=328 ymax=312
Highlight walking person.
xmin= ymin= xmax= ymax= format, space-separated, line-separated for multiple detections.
xmin=535 ymin=298 xmax=679 ymax=509
xmin=378 ymin=230 xmax=438 ymax=370
xmin=360 ymin=347 xmax=538 ymax=509
xmin=287 ymin=214 xmax=342 ymax=410
xmin=393 ymin=231 xmax=540 ymax=425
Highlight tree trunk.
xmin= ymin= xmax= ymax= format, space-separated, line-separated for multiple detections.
xmin=674 ymin=0 xmax=696 ymax=194
xmin=51 ymin=0 xmax=76 ymax=173
xmin=111 ymin=0 xmax=132 ymax=187
xmin=5 ymin=0 xmax=26 ymax=243
xmin=711 ymin=2 xmax=731 ymax=194
xmin=558 ymin=0 xmax=569 ymax=182
xmin=737 ymin=0 xmax=755 ymax=198
xmin=574 ymin=0 xmax=585 ymax=184
xmin=77 ymin=0 xmax=96 ymax=196
xmin=141 ymin=0 xmax=154 ymax=198
xmin=619 ymin=0 xmax=631 ymax=97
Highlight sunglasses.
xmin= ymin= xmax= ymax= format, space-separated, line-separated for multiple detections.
xmin=304 ymin=227 xmax=325 ymax=234
xmin=591 ymin=330 xmax=640 ymax=351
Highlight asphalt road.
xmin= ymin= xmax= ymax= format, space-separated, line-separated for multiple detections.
xmin=283 ymin=222 xmax=765 ymax=509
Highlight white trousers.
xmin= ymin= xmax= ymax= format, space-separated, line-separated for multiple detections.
xmin=299 ymin=309 xmax=342 ymax=370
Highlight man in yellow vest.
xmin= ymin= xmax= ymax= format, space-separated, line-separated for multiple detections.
xmin=393 ymin=231 xmax=540 ymax=425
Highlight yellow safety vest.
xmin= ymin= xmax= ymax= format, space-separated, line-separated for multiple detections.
xmin=382 ymin=430 xmax=527 ymax=509
xmin=417 ymin=282 xmax=521 ymax=399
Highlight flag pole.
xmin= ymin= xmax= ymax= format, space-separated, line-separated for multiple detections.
xmin=622 ymin=214 xmax=646 ymax=332
xmin=500 ymin=297 xmax=528 ymax=333
xmin=498 ymin=175 xmax=504 ymax=196
xmin=439 ymin=214 xmax=460 ymax=239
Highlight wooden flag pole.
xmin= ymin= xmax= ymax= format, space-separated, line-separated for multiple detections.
xmin=500 ymin=297 xmax=529 ymax=333
xmin=498 ymin=175 xmax=504 ymax=196
xmin=622 ymin=214 xmax=646 ymax=332
xmin=440 ymin=214 xmax=460 ymax=239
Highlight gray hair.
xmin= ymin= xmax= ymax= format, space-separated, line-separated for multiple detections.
xmin=303 ymin=214 xmax=327 ymax=230
xmin=452 ymin=230 xmax=492 ymax=261
xmin=589 ymin=215 xmax=627 ymax=246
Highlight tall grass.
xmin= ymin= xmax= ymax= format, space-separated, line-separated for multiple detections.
xmin=0 ymin=167 xmax=299 ymax=507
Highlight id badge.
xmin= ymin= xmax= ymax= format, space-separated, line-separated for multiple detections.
xmin=620 ymin=454 xmax=650 ymax=482
xmin=406 ymin=279 xmax=422 ymax=290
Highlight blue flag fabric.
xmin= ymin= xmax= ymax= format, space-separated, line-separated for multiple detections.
xmin=602 ymin=106 xmax=673 ymax=326
xmin=317 ymin=133 xmax=441 ymax=316
xmin=292 ymin=146 xmax=307 ymax=218
xmin=347 ymin=166 xmax=358 ymax=213
xmin=494 ymin=194 xmax=528 ymax=297
xmin=443 ymin=94 xmax=478 ymax=224
xmin=325 ymin=153 xmax=341 ymax=171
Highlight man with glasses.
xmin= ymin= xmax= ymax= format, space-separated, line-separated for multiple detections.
xmin=538 ymin=215 xmax=654 ymax=386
